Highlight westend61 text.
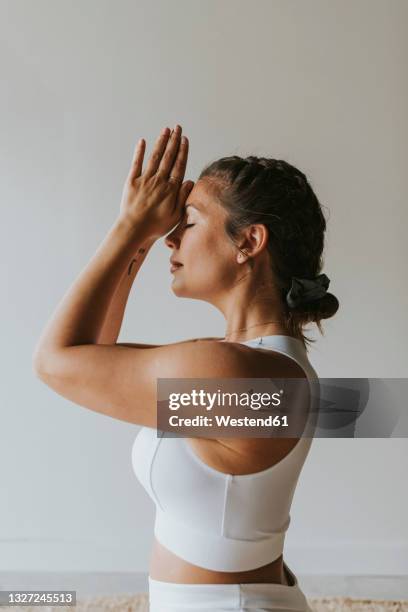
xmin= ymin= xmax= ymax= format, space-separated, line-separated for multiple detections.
xmin=168 ymin=414 xmax=289 ymax=427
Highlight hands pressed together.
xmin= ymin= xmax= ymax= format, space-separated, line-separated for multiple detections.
xmin=119 ymin=124 xmax=194 ymax=241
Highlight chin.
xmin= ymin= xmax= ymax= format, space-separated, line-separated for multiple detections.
xmin=171 ymin=279 xmax=203 ymax=300
xmin=170 ymin=279 xmax=188 ymax=297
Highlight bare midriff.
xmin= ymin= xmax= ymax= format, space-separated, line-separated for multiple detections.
xmin=149 ymin=538 xmax=293 ymax=585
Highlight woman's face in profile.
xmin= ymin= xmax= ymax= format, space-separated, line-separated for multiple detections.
xmin=165 ymin=180 xmax=238 ymax=303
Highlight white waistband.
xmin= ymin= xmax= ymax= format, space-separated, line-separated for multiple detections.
xmin=154 ymin=509 xmax=286 ymax=573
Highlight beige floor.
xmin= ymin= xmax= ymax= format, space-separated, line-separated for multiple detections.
xmin=0 ymin=571 xmax=407 ymax=601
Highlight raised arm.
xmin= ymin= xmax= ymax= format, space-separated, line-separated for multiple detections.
xmin=96 ymin=241 xmax=224 ymax=347
xmin=96 ymin=241 xmax=152 ymax=344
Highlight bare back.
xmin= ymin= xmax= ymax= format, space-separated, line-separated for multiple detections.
xmin=150 ymin=339 xmax=309 ymax=586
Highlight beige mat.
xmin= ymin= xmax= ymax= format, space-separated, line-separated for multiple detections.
xmin=1 ymin=593 xmax=407 ymax=611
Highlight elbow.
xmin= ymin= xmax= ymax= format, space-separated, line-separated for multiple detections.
xmin=32 ymin=349 xmax=50 ymax=379
xmin=32 ymin=356 xmax=45 ymax=379
xmin=32 ymin=347 xmax=67 ymax=381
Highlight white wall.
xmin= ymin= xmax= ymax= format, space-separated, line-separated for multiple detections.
xmin=1 ymin=0 xmax=407 ymax=574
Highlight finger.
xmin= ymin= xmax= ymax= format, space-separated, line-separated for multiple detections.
xmin=156 ymin=124 xmax=183 ymax=179
xmin=173 ymin=180 xmax=194 ymax=215
xmin=168 ymin=136 xmax=189 ymax=186
xmin=128 ymin=138 xmax=145 ymax=183
xmin=144 ymin=127 xmax=171 ymax=178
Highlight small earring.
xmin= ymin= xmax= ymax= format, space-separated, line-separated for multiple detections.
xmin=237 ymin=251 xmax=247 ymax=263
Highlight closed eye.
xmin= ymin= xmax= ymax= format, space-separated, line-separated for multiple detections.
xmin=184 ymin=223 xmax=195 ymax=228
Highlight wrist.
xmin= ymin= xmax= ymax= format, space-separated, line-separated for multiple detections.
xmin=114 ymin=214 xmax=157 ymax=248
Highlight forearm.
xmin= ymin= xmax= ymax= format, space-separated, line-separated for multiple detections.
xmin=96 ymin=244 xmax=151 ymax=344
xmin=33 ymin=217 xmax=154 ymax=369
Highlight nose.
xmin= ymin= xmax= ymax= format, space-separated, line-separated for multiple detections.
xmin=165 ymin=224 xmax=183 ymax=250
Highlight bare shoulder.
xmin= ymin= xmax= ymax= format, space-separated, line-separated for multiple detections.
xmin=159 ymin=337 xmax=308 ymax=381
xmin=163 ymin=337 xmax=305 ymax=377
xmin=130 ymin=337 xmax=253 ymax=378
xmin=183 ymin=340 xmax=310 ymax=475
xmin=115 ymin=336 xmax=225 ymax=349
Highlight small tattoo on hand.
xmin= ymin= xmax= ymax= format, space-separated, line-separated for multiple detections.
xmin=128 ymin=258 xmax=137 ymax=275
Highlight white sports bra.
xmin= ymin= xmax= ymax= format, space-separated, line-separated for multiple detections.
xmin=131 ymin=335 xmax=319 ymax=572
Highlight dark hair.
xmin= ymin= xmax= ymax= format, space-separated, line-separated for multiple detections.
xmin=198 ymin=155 xmax=339 ymax=350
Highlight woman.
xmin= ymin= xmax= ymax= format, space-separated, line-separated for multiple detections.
xmin=33 ymin=124 xmax=339 ymax=611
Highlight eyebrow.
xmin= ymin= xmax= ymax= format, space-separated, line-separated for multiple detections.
xmin=185 ymin=203 xmax=204 ymax=213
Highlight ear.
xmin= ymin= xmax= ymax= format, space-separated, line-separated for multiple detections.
xmin=236 ymin=224 xmax=269 ymax=263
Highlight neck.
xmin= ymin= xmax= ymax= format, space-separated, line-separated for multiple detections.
xmin=223 ymin=323 xmax=290 ymax=344
xmin=221 ymin=291 xmax=290 ymax=344
xmin=207 ymin=264 xmax=292 ymax=344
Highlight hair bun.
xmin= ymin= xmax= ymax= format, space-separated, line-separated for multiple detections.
xmin=286 ymin=274 xmax=330 ymax=309
xmin=290 ymin=292 xmax=340 ymax=324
